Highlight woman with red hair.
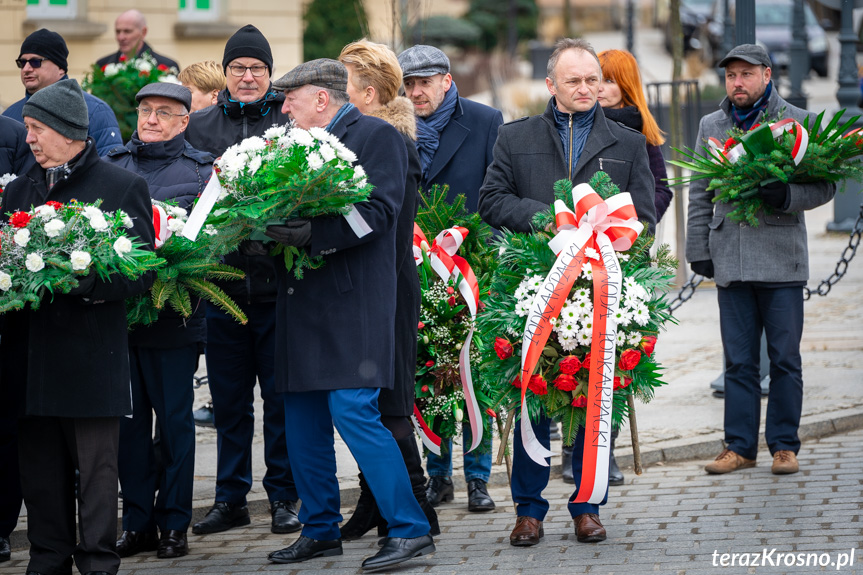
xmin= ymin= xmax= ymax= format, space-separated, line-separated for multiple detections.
xmin=598 ymin=49 xmax=673 ymax=221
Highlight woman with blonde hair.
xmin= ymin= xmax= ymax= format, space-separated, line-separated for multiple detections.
xmin=177 ymin=60 xmax=226 ymax=112
xmin=337 ymin=39 xmax=439 ymax=540
xmin=597 ymin=49 xmax=673 ymax=221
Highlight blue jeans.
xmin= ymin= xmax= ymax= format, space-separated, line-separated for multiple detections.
xmin=426 ymin=423 xmax=492 ymax=482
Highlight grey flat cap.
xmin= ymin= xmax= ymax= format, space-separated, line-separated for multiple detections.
xmin=398 ymin=45 xmax=450 ymax=78
xmin=718 ymin=44 xmax=772 ymax=69
xmin=136 ymin=82 xmax=193 ymax=111
xmin=273 ymin=58 xmax=347 ymax=92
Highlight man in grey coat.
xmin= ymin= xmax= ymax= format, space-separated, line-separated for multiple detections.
xmin=686 ymin=44 xmax=835 ymax=477
xmin=478 ymin=38 xmax=655 ymax=549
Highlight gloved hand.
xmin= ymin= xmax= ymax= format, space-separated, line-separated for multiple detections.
xmin=264 ymin=218 xmax=312 ymax=247
xmin=67 ymin=270 xmax=96 ymax=296
xmin=238 ymin=239 xmax=270 ymax=257
xmin=759 ymin=179 xmax=790 ymax=210
xmin=690 ymin=260 xmax=714 ymax=279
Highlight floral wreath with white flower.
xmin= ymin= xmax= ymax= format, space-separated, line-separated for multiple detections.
xmin=0 ymin=174 xmax=16 ymax=194
xmin=477 ymin=173 xmax=677 ymax=445
xmin=0 ymin=200 xmax=161 ymax=313
xmin=203 ymin=124 xmax=373 ymax=278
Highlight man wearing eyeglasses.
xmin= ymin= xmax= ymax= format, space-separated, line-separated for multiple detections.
xmin=104 ymin=82 xmax=212 ymax=560
xmin=478 ymin=38 xmax=656 ymax=548
xmin=2 ymin=29 xmax=122 ymax=156
xmin=183 ymin=24 xmax=301 ymax=539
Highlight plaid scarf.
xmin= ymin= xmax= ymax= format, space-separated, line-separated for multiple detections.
xmin=731 ymin=81 xmax=772 ymax=131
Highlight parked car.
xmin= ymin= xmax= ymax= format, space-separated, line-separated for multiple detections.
xmin=664 ymin=0 xmax=715 ymax=53
xmin=698 ymin=0 xmax=830 ymax=77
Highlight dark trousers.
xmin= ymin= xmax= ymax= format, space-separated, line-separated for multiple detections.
xmin=283 ymin=388 xmax=429 ymax=541
xmin=119 ymin=345 xmax=197 ymax=533
xmin=205 ymin=302 xmax=296 ymax=505
xmin=0 ymin=414 xmax=22 ymax=539
xmin=718 ymin=283 xmax=805 ymax=460
xmin=18 ymin=416 xmax=120 ymax=575
xmin=511 ymin=415 xmax=607 ymax=521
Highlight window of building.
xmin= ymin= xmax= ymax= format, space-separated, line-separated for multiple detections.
xmin=26 ymin=0 xmax=77 ymax=19
xmin=178 ymin=0 xmax=220 ymax=22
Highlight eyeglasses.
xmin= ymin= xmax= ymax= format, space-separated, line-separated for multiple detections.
xmin=227 ymin=64 xmax=268 ymax=78
xmin=136 ymin=107 xmax=187 ymax=120
xmin=15 ymin=57 xmax=48 ymax=69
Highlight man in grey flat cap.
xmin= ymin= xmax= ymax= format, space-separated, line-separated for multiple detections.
xmin=263 ymin=58 xmax=435 ymax=571
xmin=397 ymin=42 xmax=502 ymax=515
xmin=687 ymin=44 xmax=834 ymax=477
xmin=104 ymin=82 xmax=213 ymax=559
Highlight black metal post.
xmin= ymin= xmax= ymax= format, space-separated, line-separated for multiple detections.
xmin=626 ymin=0 xmax=634 ymax=56
xmin=735 ymin=0 xmax=756 ymax=44
xmin=716 ymin=0 xmax=735 ymax=83
xmin=786 ymin=0 xmax=808 ymax=109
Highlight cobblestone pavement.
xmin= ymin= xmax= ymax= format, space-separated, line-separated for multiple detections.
xmin=4 ymin=428 xmax=859 ymax=575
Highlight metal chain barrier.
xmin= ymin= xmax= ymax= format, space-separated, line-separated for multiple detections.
xmin=668 ymin=272 xmax=704 ymax=312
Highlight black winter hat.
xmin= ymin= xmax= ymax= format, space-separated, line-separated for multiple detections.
xmin=20 ymin=28 xmax=69 ymax=72
xmin=222 ymin=24 xmax=273 ymax=75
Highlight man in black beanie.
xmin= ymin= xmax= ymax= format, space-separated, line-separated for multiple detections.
xmin=3 ymin=28 xmax=122 ymax=156
xmin=185 ymin=24 xmax=301 ymax=539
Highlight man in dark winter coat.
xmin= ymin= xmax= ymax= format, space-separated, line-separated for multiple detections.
xmin=478 ymin=38 xmax=656 ymax=548
xmin=3 ymin=29 xmax=122 ymax=155
xmin=96 ymin=9 xmax=179 ymax=70
xmin=0 ymin=116 xmax=35 ymax=178
xmin=397 ymin=43 xmax=501 ymax=514
xmin=264 ymin=58 xmax=434 ymax=571
xmin=184 ymin=24 xmax=301 ymax=538
xmin=0 ymin=78 xmax=154 ymax=575
xmin=105 ymin=82 xmax=212 ymax=560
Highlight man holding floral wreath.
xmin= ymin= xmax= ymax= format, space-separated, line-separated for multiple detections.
xmin=686 ymin=44 xmax=835 ymax=477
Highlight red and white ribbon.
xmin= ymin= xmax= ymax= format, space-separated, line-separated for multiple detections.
xmin=413 ymin=224 xmax=484 ymax=452
xmin=152 ymin=204 xmax=171 ymax=249
xmin=707 ymin=119 xmax=808 ymax=166
xmin=411 ymin=404 xmax=442 ymax=456
xmin=519 ymin=184 xmax=642 ymax=506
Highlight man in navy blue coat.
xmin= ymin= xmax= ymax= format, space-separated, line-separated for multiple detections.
xmin=261 ymin=59 xmax=435 ymax=572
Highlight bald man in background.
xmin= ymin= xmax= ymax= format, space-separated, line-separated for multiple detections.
xmin=97 ymin=9 xmax=179 ymax=70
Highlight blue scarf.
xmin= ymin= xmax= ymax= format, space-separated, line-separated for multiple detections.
xmin=552 ymin=100 xmax=597 ymax=179
xmin=326 ymin=102 xmax=356 ymax=132
xmin=731 ymin=81 xmax=772 ymax=131
xmin=415 ymin=82 xmax=459 ymax=178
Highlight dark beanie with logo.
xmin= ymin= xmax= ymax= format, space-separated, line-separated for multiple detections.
xmin=20 ymin=28 xmax=69 ymax=72
xmin=222 ymin=24 xmax=273 ymax=74
xmin=22 ymin=79 xmax=89 ymax=141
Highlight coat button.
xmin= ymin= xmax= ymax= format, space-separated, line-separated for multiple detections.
xmin=286 ymin=287 xmax=294 ymax=295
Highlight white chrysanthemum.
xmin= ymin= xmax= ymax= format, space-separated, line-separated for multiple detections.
xmin=119 ymin=211 xmax=134 ymax=228
xmin=558 ymin=322 xmax=578 ymax=338
xmin=631 ymin=303 xmax=649 ymax=326
xmin=613 ymin=308 xmax=631 ymax=327
xmin=308 ymin=126 xmax=331 ymax=143
xmin=238 ymin=136 xmax=266 ymax=154
xmin=248 ymin=155 xmax=263 ymax=175
xmin=618 ymin=253 xmax=630 ymax=262
xmin=627 ymin=331 xmax=643 ymax=346
xmin=576 ymin=330 xmax=593 ymax=345
xmin=584 ymin=247 xmax=600 ymax=260
xmin=13 ymin=228 xmax=30 ymax=247
xmin=135 ymin=59 xmax=153 ymax=72
xmin=574 ymin=298 xmax=591 ymax=312
xmin=70 ymin=250 xmax=91 ymax=271
xmin=571 ymin=287 xmax=590 ymax=301
xmin=580 ymin=264 xmax=593 ymax=280
xmin=560 ymin=303 xmax=579 ymax=323
xmin=89 ymin=214 xmax=110 ymax=232
xmin=307 ymin=152 xmax=324 ymax=170
xmin=167 ymin=218 xmax=185 ymax=233
xmin=264 ymin=125 xmax=287 ymax=140
xmin=289 ymin=128 xmax=315 ymax=147
xmin=353 ymin=165 xmax=366 ymax=180
xmin=528 ymin=274 xmax=544 ymax=291
xmin=44 ymin=218 xmax=65 ymax=238
xmin=560 ymin=336 xmax=578 ymax=351
xmin=167 ymin=206 xmax=187 ymax=219
xmin=616 ymin=332 xmax=627 ymax=346
xmin=34 ymin=205 xmax=57 ymax=219
xmin=113 ymin=236 xmax=133 ymax=255
xmin=515 ymin=301 xmax=530 ymax=317
xmin=318 ymin=143 xmax=336 ymax=163
xmin=25 ymin=253 xmax=44 ymax=272
xmin=580 ymin=310 xmax=593 ymax=323
xmin=0 ymin=272 xmax=11 ymax=291
xmin=103 ymin=63 xmax=121 ymax=76
xmin=203 ymin=225 xmax=218 ymax=236
xmin=0 ymin=173 xmax=17 ymax=188
xmin=498 ymin=245 xmax=506 ymax=257
xmin=333 ymin=140 xmax=357 ymax=163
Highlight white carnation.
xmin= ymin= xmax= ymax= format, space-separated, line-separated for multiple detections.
xmin=0 ymin=272 xmax=11 ymax=291
xmin=44 ymin=219 xmax=65 ymax=238
xmin=167 ymin=206 xmax=187 ymax=219
xmin=167 ymin=218 xmax=185 ymax=233
xmin=113 ymin=236 xmax=133 ymax=255
xmin=70 ymin=250 xmax=91 ymax=271
xmin=135 ymin=59 xmax=153 ymax=72
xmin=83 ymin=206 xmax=103 ymax=219
xmin=103 ymin=63 xmax=121 ymax=76
xmin=0 ymin=173 xmax=17 ymax=188
xmin=25 ymin=253 xmax=44 ymax=272
xmin=34 ymin=205 xmax=57 ymax=219
xmin=13 ymin=228 xmax=30 ymax=247
xmin=122 ymin=214 xmax=134 ymax=228
xmin=89 ymin=214 xmax=110 ymax=232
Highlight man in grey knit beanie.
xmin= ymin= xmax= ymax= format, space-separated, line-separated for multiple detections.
xmin=22 ymin=78 xmax=89 ymax=142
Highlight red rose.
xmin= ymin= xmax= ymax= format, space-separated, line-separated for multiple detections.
xmin=421 ymin=385 xmax=429 ymax=393
xmin=447 ymin=295 xmax=456 ymax=306
xmin=613 ymin=376 xmax=633 ymax=390
xmin=582 ymin=352 xmax=591 ymax=371
xmin=119 ymin=54 xmax=127 ymax=62
xmin=640 ymin=335 xmax=657 ymax=358
xmin=494 ymin=337 xmax=513 ymax=360
xmin=10 ymin=212 xmax=31 ymax=228
xmin=425 ymin=360 xmax=435 ymax=368
xmin=511 ymin=376 xmax=521 ymax=388
xmin=45 ymin=201 xmax=63 ymax=210
xmin=618 ymin=349 xmax=642 ymax=371
xmin=559 ymin=355 xmax=582 ymax=375
xmin=528 ymin=374 xmax=547 ymax=395
xmin=417 ymin=321 xmax=425 ymax=329
xmin=571 ymin=395 xmax=587 ymax=408
xmin=553 ymin=373 xmax=577 ymax=392
xmin=723 ymin=137 xmax=737 ymax=152
xmin=446 ymin=286 xmax=454 ymax=294
xmin=157 ymin=64 xmax=169 ymax=72
xmin=485 ymin=408 xmax=497 ymax=418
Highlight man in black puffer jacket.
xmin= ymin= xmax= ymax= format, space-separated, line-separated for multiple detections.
xmin=183 ymin=24 xmax=301 ymax=538
xmin=104 ymin=82 xmax=212 ymax=560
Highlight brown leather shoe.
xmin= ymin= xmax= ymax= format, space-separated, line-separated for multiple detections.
xmin=574 ymin=513 xmax=606 ymax=543
xmin=509 ymin=516 xmax=543 ymax=547
xmin=771 ymin=450 xmax=799 ymax=474
xmin=704 ymin=448 xmax=756 ymax=474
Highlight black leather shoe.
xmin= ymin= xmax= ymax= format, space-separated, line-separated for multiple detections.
xmin=466 ymin=479 xmax=495 ymax=512
xmin=271 ymin=500 xmax=302 ymax=534
xmin=157 ymin=530 xmax=188 ymax=558
xmin=0 ymin=536 xmax=10 ymax=561
xmin=361 ymin=534 xmax=435 ymax=571
xmin=115 ymin=530 xmax=159 ymax=558
xmin=425 ymin=476 xmax=454 ymax=507
xmin=267 ymin=535 xmax=342 ymax=563
xmin=192 ymin=501 xmax=250 ymax=534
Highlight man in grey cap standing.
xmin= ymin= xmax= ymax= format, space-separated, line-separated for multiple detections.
xmin=0 ymin=78 xmax=154 ymax=575
xmin=687 ymin=44 xmax=835 ymax=477
xmin=104 ymin=82 xmax=213 ymax=560
xmin=397 ymin=43 xmax=501 ymax=515
xmin=263 ymin=58 xmax=435 ymax=571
